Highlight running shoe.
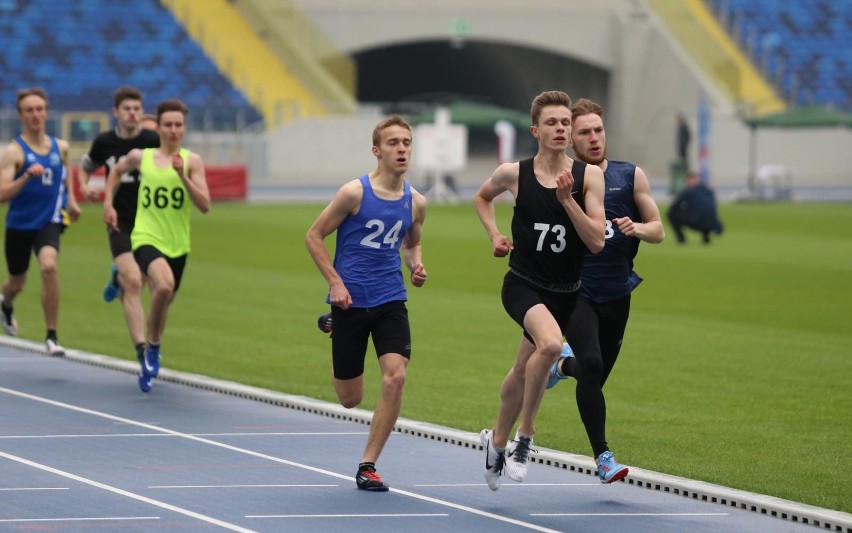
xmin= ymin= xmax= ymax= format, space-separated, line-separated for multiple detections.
xmin=356 ymin=464 xmax=389 ymax=492
xmin=480 ymin=429 xmax=505 ymax=491
xmin=506 ymin=431 xmax=535 ymax=482
xmin=142 ymin=344 xmax=160 ymax=378
xmin=546 ymin=342 xmax=575 ymax=389
xmin=596 ymin=450 xmax=629 ymax=484
xmin=317 ymin=312 xmax=332 ymax=334
xmin=103 ymin=264 xmax=121 ymax=303
xmin=46 ymin=338 xmax=65 ymax=357
xmin=136 ymin=352 xmax=152 ymax=393
xmin=138 ymin=372 xmax=152 ymax=393
xmin=0 ymin=295 xmax=17 ymax=336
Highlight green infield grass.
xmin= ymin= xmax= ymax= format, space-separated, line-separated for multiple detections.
xmin=2 ymin=200 xmax=849 ymax=513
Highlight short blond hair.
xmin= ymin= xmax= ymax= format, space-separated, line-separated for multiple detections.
xmin=372 ymin=115 xmax=411 ymax=146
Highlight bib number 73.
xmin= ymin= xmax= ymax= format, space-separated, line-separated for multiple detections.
xmin=534 ymin=223 xmax=567 ymax=252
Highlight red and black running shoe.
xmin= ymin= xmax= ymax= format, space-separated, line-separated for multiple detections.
xmin=317 ymin=312 xmax=332 ymax=334
xmin=356 ymin=464 xmax=389 ymax=492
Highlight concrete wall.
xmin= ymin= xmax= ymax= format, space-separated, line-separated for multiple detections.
xmin=232 ymin=0 xmax=850 ymax=191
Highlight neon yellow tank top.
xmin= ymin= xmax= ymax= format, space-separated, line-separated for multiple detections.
xmin=131 ymin=148 xmax=191 ymax=257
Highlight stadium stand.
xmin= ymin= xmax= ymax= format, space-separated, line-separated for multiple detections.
xmin=161 ymin=0 xmax=331 ymax=127
xmin=0 ymin=0 xmax=262 ymax=127
xmin=707 ymin=0 xmax=852 ymax=110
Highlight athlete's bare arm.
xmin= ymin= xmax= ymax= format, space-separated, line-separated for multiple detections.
xmin=0 ymin=143 xmax=34 ymax=202
xmin=556 ymin=164 xmax=605 ymax=253
xmin=616 ymin=166 xmax=664 ymax=243
xmin=175 ymin=152 xmax=210 ymax=213
xmin=103 ymin=149 xmax=143 ymax=230
xmin=305 ymin=179 xmax=363 ymax=310
xmin=402 ymin=189 xmax=428 ymax=287
xmin=474 ymin=162 xmax=519 ymax=257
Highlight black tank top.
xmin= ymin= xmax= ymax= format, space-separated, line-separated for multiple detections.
xmin=508 ymin=157 xmax=587 ymax=291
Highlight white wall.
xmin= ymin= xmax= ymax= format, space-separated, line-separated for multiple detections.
xmin=230 ymin=0 xmax=851 ymax=191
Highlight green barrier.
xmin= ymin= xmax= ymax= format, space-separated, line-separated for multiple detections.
xmin=670 ymin=161 xmax=688 ymax=195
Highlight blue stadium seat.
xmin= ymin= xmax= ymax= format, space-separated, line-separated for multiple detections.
xmin=0 ymin=0 xmax=262 ymax=127
xmin=708 ymin=0 xmax=851 ymax=109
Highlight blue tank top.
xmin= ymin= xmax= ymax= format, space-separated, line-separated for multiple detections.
xmin=329 ymin=175 xmax=413 ymax=308
xmin=580 ymin=160 xmax=643 ymax=303
xmin=6 ymin=136 xmax=66 ymax=231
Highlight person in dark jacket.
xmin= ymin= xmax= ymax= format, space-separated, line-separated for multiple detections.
xmin=667 ymin=172 xmax=724 ymax=244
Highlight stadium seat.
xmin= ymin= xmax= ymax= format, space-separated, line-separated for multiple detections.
xmin=707 ymin=0 xmax=851 ymax=110
xmin=0 ymin=0 xmax=261 ymax=126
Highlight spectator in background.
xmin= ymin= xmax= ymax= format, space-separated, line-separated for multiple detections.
xmin=0 ymin=87 xmax=80 ymax=356
xmin=667 ymin=172 xmax=724 ymax=244
xmin=676 ymin=112 xmax=691 ymax=169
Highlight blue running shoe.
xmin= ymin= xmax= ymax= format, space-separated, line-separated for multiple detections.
xmin=103 ymin=264 xmax=121 ymax=303
xmin=142 ymin=345 xmax=160 ymax=378
xmin=596 ymin=450 xmax=629 ymax=484
xmin=138 ymin=372 xmax=152 ymax=393
xmin=546 ymin=343 xmax=575 ymax=389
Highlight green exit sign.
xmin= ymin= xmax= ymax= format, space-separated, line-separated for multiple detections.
xmin=447 ymin=19 xmax=470 ymax=35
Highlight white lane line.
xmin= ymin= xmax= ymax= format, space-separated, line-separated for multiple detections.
xmin=415 ymin=483 xmax=598 ymax=487
xmin=0 ymin=385 xmax=562 ymax=533
xmin=151 ymin=484 xmax=337 ymax=489
xmin=0 ymin=487 xmax=68 ymax=491
xmin=0 ymin=516 xmax=159 ymax=523
xmin=247 ymin=514 xmax=449 ymax=519
xmin=0 ymin=432 xmax=368 ymax=440
xmin=532 ymin=513 xmax=730 ymax=517
xmin=0 ymin=451 xmax=255 ymax=533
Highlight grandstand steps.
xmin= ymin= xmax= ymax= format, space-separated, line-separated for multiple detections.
xmin=649 ymin=0 xmax=785 ymax=117
xmin=233 ymin=0 xmax=357 ymax=116
xmin=161 ymin=0 xmax=326 ymax=127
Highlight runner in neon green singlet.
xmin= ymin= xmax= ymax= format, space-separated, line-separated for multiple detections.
xmin=131 ymin=147 xmax=191 ymax=257
xmin=103 ymin=99 xmax=210 ymax=394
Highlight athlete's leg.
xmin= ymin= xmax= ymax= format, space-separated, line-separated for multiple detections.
xmin=115 ymin=251 xmax=145 ymax=345
xmin=144 ymin=257 xmax=175 ymax=345
xmin=360 ymin=352 xmax=407 ymax=464
xmin=564 ymin=299 xmax=608 ymax=458
xmin=515 ymin=304 xmax=565 ymax=439
xmin=36 ymin=245 xmax=60 ymax=330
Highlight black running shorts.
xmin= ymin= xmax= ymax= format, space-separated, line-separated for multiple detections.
xmin=329 ymin=300 xmax=411 ymax=380
xmin=501 ymin=270 xmax=579 ymax=343
xmin=133 ymin=245 xmax=188 ymax=293
xmin=4 ymin=223 xmax=64 ymax=276
xmin=106 ymin=219 xmax=134 ymax=257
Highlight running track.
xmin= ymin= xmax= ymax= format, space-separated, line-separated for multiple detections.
xmin=1 ymin=338 xmax=848 ymax=533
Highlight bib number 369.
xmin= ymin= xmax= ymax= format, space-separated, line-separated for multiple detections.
xmin=141 ymin=185 xmax=185 ymax=209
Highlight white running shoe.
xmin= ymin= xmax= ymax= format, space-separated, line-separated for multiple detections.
xmin=46 ymin=338 xmax=65 ymax=357
xmin=480 ymin=429 xmax=505 ymax=491
xmin=505 ymin=431 xmax=535 ymax=482
xmin=0 ymin=295 xmax=17 ymax=336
